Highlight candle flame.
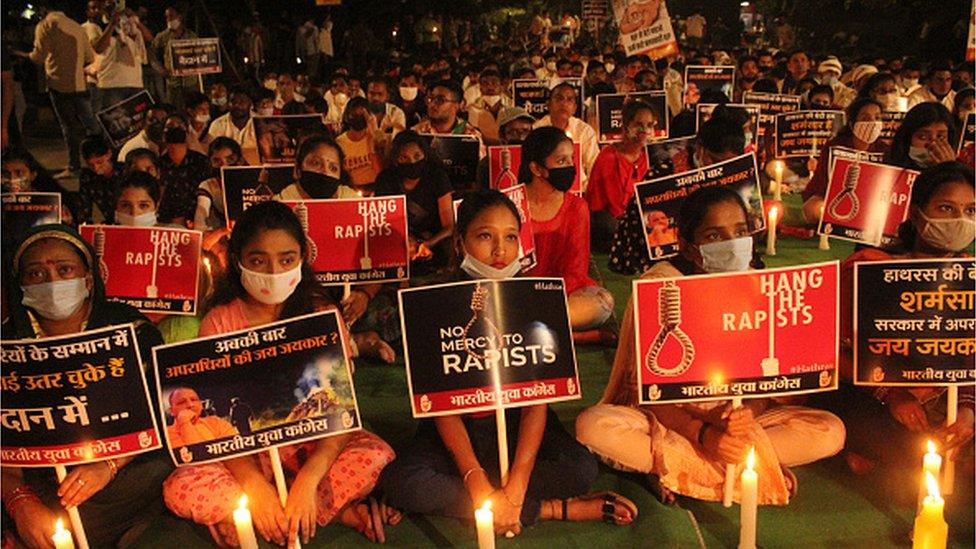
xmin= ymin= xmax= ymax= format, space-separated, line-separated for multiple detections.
xmin=480 ymin=500 xmax=492 ymax=512
xmin=238 ymin=494 xmax=248 ymax=509
xmin=925 ymin=471 xmax=940 ymax=499
xmin=710 ymin=373 xmax=724 ymax=386
xmin=768 ymin=206 xmax=779 ymax=220
xmin=927 ymin=439 xmax=936 ymax=454
xmin=746 ymin=447 xmax=756 ymax=471
xmin=55 ymin=518 xmax=65 ymax=533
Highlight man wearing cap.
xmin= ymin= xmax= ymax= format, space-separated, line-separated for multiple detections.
xmin=475 ymin=106 xmax=535 ymax=188
xmin=818 ymin=57 xmax=855 ymax=108
xmin=907 ymin=60 xmax=956 ymax=111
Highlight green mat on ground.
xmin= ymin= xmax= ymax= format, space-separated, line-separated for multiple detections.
xmin=133 ymin=199 xmax=974 ymax=548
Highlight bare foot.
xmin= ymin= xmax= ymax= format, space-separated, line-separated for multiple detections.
xmin=338 ymin=501 xmax=380 ymax=543
xmin=353 ymin=331 xmax=396 ymax=364
xmin=208 ymin=517 xmax=239 ymax=548
xmin=649 ymin=475 xmax=676 ymax=505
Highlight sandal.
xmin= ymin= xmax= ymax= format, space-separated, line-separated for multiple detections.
xmin=552 ymin=491 xmax=638 ymax=525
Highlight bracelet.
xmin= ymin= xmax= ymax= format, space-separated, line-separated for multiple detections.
xmin=105 ymin=458 xmax=118 ymax=480
xmin=462 ymin=467 xmax=485 ymax=484
xmin=4 ymin=486 xmax=41 ymax=516
xmin=697 ymin=422 xmax=711 ymax=446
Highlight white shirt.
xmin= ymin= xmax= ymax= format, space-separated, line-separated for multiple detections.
xmin=208 ymin=112 xmax=259 ymax=165
xmin=907 ymin=86 xmax=956 ymax=112
xmin=85 ymin=18 xmax=146 ymax=89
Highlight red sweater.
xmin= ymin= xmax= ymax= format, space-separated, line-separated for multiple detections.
xmin=527 ymin=192 xmax=596 ymax=295
xmin=585 ymin=145 xmax=649 ymax=218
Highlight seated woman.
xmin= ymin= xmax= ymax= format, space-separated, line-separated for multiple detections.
xmin=520 ymin=127 xmax=615 ymax=333
xmin=113 ymin=171 xmax=177 ymax=228
xmin=194 ymin=137 xmax=246 ymax=232
xmin=585 ymin=100 xmax=653 ymax=253
xmin=123 ymin=147 xmax=161 ymax=179
xmin=1 ymin=224 xmax=172 ymax=547
xmin=576 ymin=187 xmax=845 ymax=504
xmin=373 ymin=130 xmax=454 ymax=275
xmin=1 ymin=147 xmax=87 ymax=227
xmin=801 ymin=97 xmax=889 ymax=224
xmin=834 ymin=161 xmax=974 ymax=474
xmin=336 ymin=97 xmax=384 ymax=193
xmin=885 ymin=102 xmax=958 ymax=171
xmin=380 ymin=190 xmax=637 ymax=534
xmin=162 ymin=201 xmax=396 ymax=546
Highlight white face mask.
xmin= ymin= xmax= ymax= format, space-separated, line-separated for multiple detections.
xmin=263 ymin=79 xmax=278 ymax=91
xmin=399 ymin=86 xmax=418 ymax=101
xmin=481 ymin=95 xmax=502 ymax=107
xmin=909 ymin=146 xmax=936 ymax=168
xmin=115 ymin=210 xmax=157 ymax=227
xmin=852 ymin=120 xmax=883 ymax=144
xmin=918 ymin=212 xmax=976 ymax=252
xmin=2 ymin=176 xmax=31 ymax=192
xmin=604 ymin=62 xmax=615 ymax=73
xmin=212 ymin=96 xmax=227 ymax=107
xmin=460 ymin=253 xmax=522 ymax=280
xmin=239 ymin=263 xmax=302 ymax=305
xmin=903 ymin=78 xmax=919 ymax=89
xmin=820 ymin=74 xmax=839 ymax=86
xmin=698 ymin=236 xmax=753 ymax=273
xmin=21 ymin=277 xmax=90 ymax=320
xmin=167 ymin=19 xmax=181 ymax=31
xmin=195 ymin=113 xmax=211 ymax=124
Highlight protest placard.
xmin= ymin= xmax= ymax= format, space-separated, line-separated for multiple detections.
xmin=741 ymin=91 xmax=801 ymax=142
xmin=1 ymin=324 xmax=162 ymax=466
xmin=774 ymin=110 xmax=845 ymax=158
xmin=420 ymin=133 xmax=481 ymax=190
xmin=169 ymin=38 xmax=221 ymax=76
xmin=510 ymin=78 xmax=584 ymax=121
xmin=96 ymin=90 xmax=154 ymax=148
xmin=825 ymin=146 xmax=885 ymax=176
xmin=595 ymin=90 xmax=669 ymax=143
xmin=152 ymin=310 xmax=361 ymax=465
xmin=968 ymin=0 xmax=976 ymax=61
xmin=254 ymin=114 xmax=324 ymax=164
xmin=958 ymin=112 xmax=975 ymax=153
xmin=819 ymin=158 xmax=917 ymax=247
xmin=634 ymin=262 xmax=840 ymax=404
xmin=880 ymin=111 xmax=905 ymax=147
xmin=695 ymin=103 xmax=760 ymax=148
xmin=79 ymin=225 xmax=202 ymax=315
xmin=486 ymin=143 xmax=583 ymax=194
xmin=2 ymin=192 xmax=61 ymax=242
xmin=280 ymin=196 xmax=410 ymax=285
xmin=854 ymin=258 xmax=975 ymax=386
xmin=220 ymin=165 xmax=294 ymax=226
xmin=398 ymin=278 xmax=580 ymax=417
xmin=612 ymin=0 xmax=679 ymax=58
xmin=582 ymin=0 xmax=610 ymax=19
xmin=645 ymin=136 xmax=695 ymax=179
xmin=635 ymin=152 xmax=764 ymax=260
xmin=683 ymin=66 xmax=735 ymax=106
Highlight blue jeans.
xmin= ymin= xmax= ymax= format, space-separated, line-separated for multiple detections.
xmin=49 ymin=89 xmax=100 ymax=170
xmin=379 ymin=407 xmax=599 ymax=525
xmin=95 ymin=86 xmax=144 ymax=113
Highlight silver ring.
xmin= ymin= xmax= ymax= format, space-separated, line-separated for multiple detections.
xmin=77 ymin=479 xmax=86 ymax=486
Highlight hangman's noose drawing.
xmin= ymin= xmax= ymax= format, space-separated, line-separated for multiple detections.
xmin=826 ymin=156 xmax=862 ymax=221
xmin=461 ymin=281 xmax=503 ymax=361
xmin=645 ymin=281 xmax=695 ymax=376
xmin=294 ymin=201 xmax=318 ymax=263
xmin=93 ymin=227 xmax=109 ymax=283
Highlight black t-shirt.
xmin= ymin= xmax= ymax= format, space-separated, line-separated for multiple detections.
xmin=374 ymin=161 xmax=453 ymax=238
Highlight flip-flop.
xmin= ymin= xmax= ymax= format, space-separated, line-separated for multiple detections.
xmin=596 ymin=491 xmax=638 ymax=525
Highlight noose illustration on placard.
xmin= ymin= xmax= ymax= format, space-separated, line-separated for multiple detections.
xmin=645 ymin=280 xmax=695 ymax=376
xmin=461 ymin=281 xmax=504 ymax=361
xmin=294 ymin=201 xmax=318 ymax=263
xmin=826 ymin=157 xmax=861 ymax=221
xmin=93 ymin=227 xmax=109 ymax=284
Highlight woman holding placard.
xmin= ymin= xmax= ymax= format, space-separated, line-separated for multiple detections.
xmin=885 ymin=102 xmax=958 ymax=171
xmin=576 ymin=187 xmax=845 ymax=504
xmin=381 ymin=190 xmax=638 ymax=533
xmin=162 ymin=201 xmax=396 ymax=546
xmin=2 ymin=224 xmax=172 ymax=547
xmin=834 ymin=161 xmax=974 ymax=474
xmin=519 ymin=127 xmax=616 ymax=335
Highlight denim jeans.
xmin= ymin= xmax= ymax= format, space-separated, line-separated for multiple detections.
xmin=49 ymin=89 xmax=101 ymax=169
xmin=95 ymin=86 xmax=144 ymax=113
xmin=380 ymin=407 xmax=599 ymax=526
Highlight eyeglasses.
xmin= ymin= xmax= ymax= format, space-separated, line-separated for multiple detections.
xmin=426 ymin=95 xmax=457 ymax=106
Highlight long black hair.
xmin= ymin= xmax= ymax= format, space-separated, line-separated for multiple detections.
xmin=294 ymin=134 xmax=348 ymax=186
xmin=674 ymin=186 xmax=759 ymax=274
xmin=895 ymin=161 xmax=975 ymax=251
xmin=886 ymin=102 xmax=958 ymax=169
xmin=206 ymin=200 xmax=333 ymax=317
xmin=451 ymin=189 xmax=522 ymax=277
xmin=518 ymin=126 xmax=572 ymax=184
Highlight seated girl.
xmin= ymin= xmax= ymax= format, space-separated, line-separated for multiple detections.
xmin=519 ymin=127 xmax=615 ymax=334
xmin=380 ymin=190 xmax=637 ymax=536
xmin=194 ymin=137 xmax=247 ymax=232
xmin=576 ymin=186 xmax=846 ymax=504
xmin=162 ymin=201 xmax=396 ymax=546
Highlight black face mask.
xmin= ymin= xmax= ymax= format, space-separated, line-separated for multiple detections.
xmin=546 ymin=166 xmax=576 ymax=192
xmin=164 ymin=126 xmax=187 ymax=144
xmin=348 ymin=116 xmax=367 ymax=131
xmin=397 ymin=159 xmax=425 ymax=180
xmin=146 ymin=121 xmax=165 ymax=143
xmin=368 ymin=101 xmax=385 ymax=114
xmin=299 ymin=170 xmax=341 ymax=198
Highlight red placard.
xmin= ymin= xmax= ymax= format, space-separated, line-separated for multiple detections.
xmin=634 ymin=262 xmax=839 ymax=404
xmin=818 ymin=158 xmax=917 ymax=247
xmin=79 ymin=225 xmax=202 ymax=315
xmin=487 ymin=144 xmax=582 ymax=195
xmin=281 ymin=196 xmax=410 ymax=285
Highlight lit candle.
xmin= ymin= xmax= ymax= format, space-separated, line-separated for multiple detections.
xmin=233 ymin=495 xmax=259 ymax=549
xmin=919 ymin=440 xmax=942 ymax=507
xmin=766 ymin=206 xmax=778 ymax=256
xmin=912 ymin=472 xmax=948 ymax=549
xmin=818 ymin=205 xmax=830 ymax=250
xmin=53 ymin=519 xmax=75 ymax=549
xmin=738 ymin=447 xmax=758 ymax=549
xmin=772 ymin=161 xmax=783 ymax=202
xmin=475 ymin=500 xmax=496 ymax=549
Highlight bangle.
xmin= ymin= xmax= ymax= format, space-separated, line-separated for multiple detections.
xmin=4 ymin=486 xmax=40 ymax=516
xmin=105 ymin=458 xmax=118 ymax=480
xmin=697 ymin=422 xmax=711 ymax=446
xmin=462 ymin=467 xmax=485 ymax=484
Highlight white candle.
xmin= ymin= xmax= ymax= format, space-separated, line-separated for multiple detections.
xmin=772 ymin=161 xmax=783 ymax=202
xmin=920 ymin=440 xmax=942 ymax=508
xmin=818 ymin=205 xmax=830 ymax=250
xmin=53 ymin=519 xmax=75 ymax=549
xmin=233 ymin=495 xmax=259 ymax=549
xmin=912 ymin=473 xmax=948 ymax=549
xmin=475 ymin=500 xmax=496 ymax=549
xmin=738 ymin=447 xmax=758 ymax=549
xmin=766 ymin=206 xmax=778 ymax=256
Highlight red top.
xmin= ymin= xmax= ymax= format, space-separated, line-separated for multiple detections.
xmin=585 ymin=145 xmax=649 ymax=218
xmin=801 ymin=134 xmax=888 ymax=202
xmin=527 ymin=192 xmax=596 ymax=295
